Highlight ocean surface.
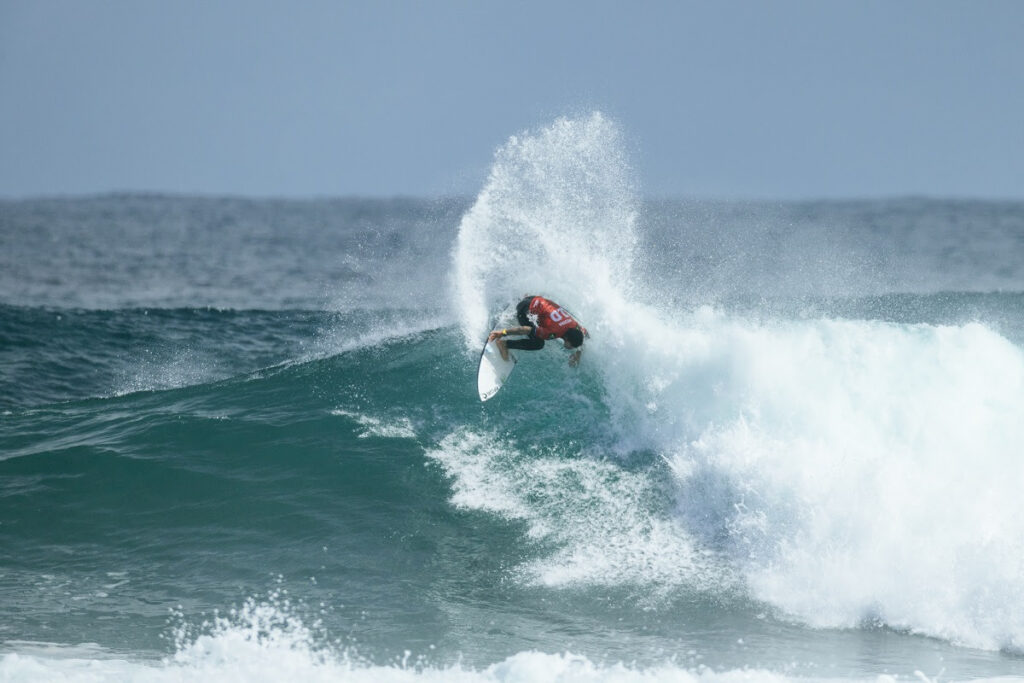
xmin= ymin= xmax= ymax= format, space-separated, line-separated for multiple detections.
xmin=3 ymin=114 xmax=1024 ymax=681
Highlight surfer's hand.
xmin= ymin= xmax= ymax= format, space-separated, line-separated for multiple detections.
xmin=487 ymin=330 xmax=503 ymax=342
xmin=568 ymin=350 xmax=581 ymax=367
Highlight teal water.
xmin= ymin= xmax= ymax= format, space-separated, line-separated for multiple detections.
xmin=6 ymin=304 xmax=1024 ymax=680
xmin=3 ymin=116 xmax=1024 ymax=681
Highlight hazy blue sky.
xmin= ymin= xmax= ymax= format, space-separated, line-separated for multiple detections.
xmin=1 ymin=1 xmax=1022 ymax=199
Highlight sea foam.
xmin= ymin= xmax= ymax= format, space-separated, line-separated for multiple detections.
xmin=0 ymin=597 xmax=800 ymax=682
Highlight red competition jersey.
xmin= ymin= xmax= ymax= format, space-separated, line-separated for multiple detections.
xmin=529 ymin=297 xmax=583 ymax=340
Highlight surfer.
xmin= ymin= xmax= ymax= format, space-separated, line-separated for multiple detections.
xmin=487 ymin=295 xmax=588 ymax=367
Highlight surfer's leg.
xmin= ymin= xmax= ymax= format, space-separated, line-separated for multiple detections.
xmin=504 ymin=301 xmax=542 ymax=360
xmin=496 ymin=338 xmax=509 ymax=361
xmin=506 ymin=337 xmax=544 ymax=351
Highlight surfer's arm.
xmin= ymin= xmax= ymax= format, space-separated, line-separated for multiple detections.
xmin=568 ymin=349 xmax=582 ymax=367
xmin=488 ymin=326 xmax=532 ymax=342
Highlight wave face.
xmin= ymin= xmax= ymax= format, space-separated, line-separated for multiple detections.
xmin=4 ymin=116 xmax=1024 ymax=680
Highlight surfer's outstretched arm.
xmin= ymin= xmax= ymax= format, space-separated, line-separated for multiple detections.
xmin=488 ymin=326 xmax=533 ymax=362
xmin=487 ymin=326 xmax=532 ymax=342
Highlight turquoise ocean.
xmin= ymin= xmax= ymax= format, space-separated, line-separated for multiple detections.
xmin=3 ymin=115 xmax=1024 ymax=681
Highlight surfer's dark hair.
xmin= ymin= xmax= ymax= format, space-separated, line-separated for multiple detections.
xmin=565 ymin=327 xmax=584 ymax=349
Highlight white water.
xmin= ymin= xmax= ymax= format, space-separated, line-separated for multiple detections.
xmin=0 ymin=604 xmax=793 ymax=683
xmin=0 ymin=595 xmax=793 ymax=683
xmin=426 ymin=428 xmax=732 ymax=597
xmin=639 ymin=310 xmax=1024 ymax=652
xmin=447 ymin=114 xmax=1024 ymax=653
xmin=0 ymin=651 xmax=795 ymax=683
xmin=452 ymin=112 xmax=639 ymax=351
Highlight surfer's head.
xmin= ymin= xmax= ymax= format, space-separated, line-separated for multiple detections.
xmin=564 ymin=327 xmax=584 ymax=349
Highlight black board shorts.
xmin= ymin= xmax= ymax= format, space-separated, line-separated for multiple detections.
xmin=506 ymin=296 xmax=545 ymax=351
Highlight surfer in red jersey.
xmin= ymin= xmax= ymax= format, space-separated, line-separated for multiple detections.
xmin=487 ymin=295 xmax=588 ymax=367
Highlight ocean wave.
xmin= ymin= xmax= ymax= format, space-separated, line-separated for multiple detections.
xmin=6 ymin=116 xmax=1024 ymax=675
xmin=444 ymin=114 xmax=1024 ymax=652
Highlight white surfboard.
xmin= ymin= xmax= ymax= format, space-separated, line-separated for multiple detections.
xmin=477 ymin=339 xmax=517 ymax=401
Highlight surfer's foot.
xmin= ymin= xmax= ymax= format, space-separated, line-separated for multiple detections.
xmin=497 ymin=339 xmax=509 ymax=361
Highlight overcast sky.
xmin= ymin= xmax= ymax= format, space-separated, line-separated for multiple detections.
xmin=1 ymin=1 xmax=1022 ymax=199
